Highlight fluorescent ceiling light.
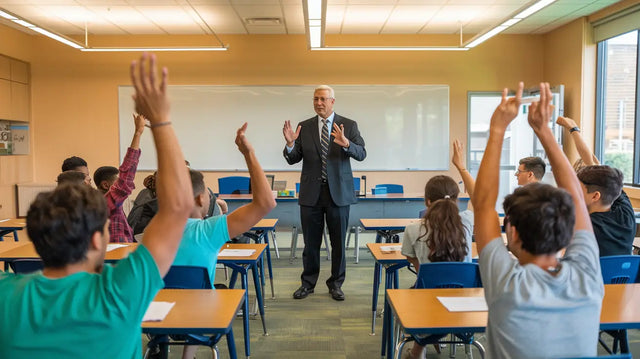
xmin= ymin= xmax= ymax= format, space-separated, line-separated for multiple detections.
xmin=13 ymin=19 xmax=35 ymax=28
xmin=312 ymin=47 xmax=469 ymax=51
xmin=81 ymin=47 xmax=227 ymax=52
xmin=514 ymin=0 xmax=556 ymax=19
xmin=31 ymin=27 xmax=84 ymax=49
xmin=309 ymin=26 xmax=322 ymax=48
xmin=0 ymin=10 xmax=17 ymax=20
xmin=464 ymin=0 xmax=556 ymax=49
xmin=307 ymin=0 xmax=322 ymax=20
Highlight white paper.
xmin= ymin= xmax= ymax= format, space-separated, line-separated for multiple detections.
xmin=437 ymin=296 xmax=488 ymax=312
xmin=219 ymin=249 xmax=256 ymax=257
xmin=380 ymin=245 xmax=402 ymax=252
xmin=0 ymin=219 xmax=10 ymax=223
xmin=106 ymin=244 xmax=128 ymax=251
xmin=142 ymin=301 xmax=175 ymax=322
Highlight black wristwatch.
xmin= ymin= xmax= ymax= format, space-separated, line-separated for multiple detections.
xmin=569 ymin=127 xmax=580 ymax=133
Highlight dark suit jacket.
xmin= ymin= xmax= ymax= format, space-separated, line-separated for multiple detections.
xmin=283 ymin=113 xmax=366 ymax=207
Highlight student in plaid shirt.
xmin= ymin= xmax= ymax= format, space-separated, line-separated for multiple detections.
xmin=94 ymin=114 xmax=145 ymax=243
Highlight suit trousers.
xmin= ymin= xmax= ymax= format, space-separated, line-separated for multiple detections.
xmin=300 ymin=183 xmax=350 ymax=290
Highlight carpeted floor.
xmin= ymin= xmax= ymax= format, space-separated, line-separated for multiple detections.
xmin=143 ymin=247 xmax=640 ymax=359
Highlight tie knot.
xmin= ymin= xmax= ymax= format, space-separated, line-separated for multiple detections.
xmin=321 ymin=119 xmax=327 ymax=125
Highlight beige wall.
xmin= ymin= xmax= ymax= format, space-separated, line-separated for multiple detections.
xmin=0 ymin=11 xmax=627 ymax=213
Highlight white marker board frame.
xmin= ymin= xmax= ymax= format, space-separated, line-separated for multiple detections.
xmin=118 ymin=85 xmax=449 ymax=171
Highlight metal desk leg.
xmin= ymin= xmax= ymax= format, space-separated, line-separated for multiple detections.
xmin=251 ymin=264 xmax=268 ymax=336
xmin=381 ymin=267 xmax=393 ymax=358
xmin=263 ymin=231 xmax=275 ymax=299
xmin=290 ymin=226 xmax=298 ymax=260
xmin=226 ymin=328 xmax=238 ymax=359
xmin=227 ymin=265 xmax=250 ymax=358
xmin=271 ymin=230 xmax=280 ymax=259
xmin=354 ymin=226 xmax=360 ymax=264
xmin=370 ymin=261 xmax=382 ymax=336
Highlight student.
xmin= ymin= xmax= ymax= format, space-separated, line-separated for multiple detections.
xmin=400 ymin=175 xmax=472 ymax=359
xmin=557 ymin=116 xmax=635 ymax=256
xmin=473 ymin=82 xmax=603 ymax=358
xmin=0 ymin=53 xmax=193 ymax=358
xmin=172 ymin=123 xmax=276 ymax=359
xmin=61 ymin=155 xmax=92 ymax=185
xmin=515 ymin=156 xmax=545 ymax=185
xmin=56 ymin=170 xmax=88 ymax=186
xmin=451 ymin=139 xmax=476 ymax=196
xmin=94 ymin=113 xmax=145 ymax=243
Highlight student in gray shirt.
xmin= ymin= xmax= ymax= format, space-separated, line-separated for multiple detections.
xmin=472 ymin=82 xmax=604 ymax=359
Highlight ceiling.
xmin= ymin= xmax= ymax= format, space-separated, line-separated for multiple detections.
xmin=0 ymin=0 xmax=621 ymax=38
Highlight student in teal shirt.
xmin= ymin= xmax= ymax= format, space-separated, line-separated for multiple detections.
xmin=0 ymin=53 xmax=194 ymax=358
xmin=172 ymin=124 xmax=277 ymax=359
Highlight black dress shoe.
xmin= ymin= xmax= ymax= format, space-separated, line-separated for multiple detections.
xmin=329 ymin=287 xmax=345 ymax=301
xmin=293 ymin=286 xmax=314 ymax=299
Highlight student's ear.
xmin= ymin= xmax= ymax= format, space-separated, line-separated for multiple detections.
xmin=194 ymin=192 xmax=206 ymax=208
xmin=592 ymin=190 xmax=602 ymax=203
xmin=89 ymin=230 xmax=103 ymax=251
xmin=99 ymin=180 xmax=110 ymax=191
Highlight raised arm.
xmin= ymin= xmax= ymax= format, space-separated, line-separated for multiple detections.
xmin=556 ymin=116 xmax=599 ymax=166
xmin=530 ymin=84 xmax=592 ymax=233
xmin=130 ymin=53 xmax=192 ymax=276
xmin=227 ymin=123 xmax=277 ymax=238
xmin=472 ymin=83 xmax=523 ymax=253
xmin=283 ymin=120 xmax=303 ymax=164
xmin=451 ymin=139 xmax=475 ymax=197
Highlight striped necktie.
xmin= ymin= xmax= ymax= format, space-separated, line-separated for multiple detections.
xmin=321 ymin=119 xmax=329 ymax=180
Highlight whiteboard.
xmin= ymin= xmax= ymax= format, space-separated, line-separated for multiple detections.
xmin=118 ymin=85 xmax=449 ymax=171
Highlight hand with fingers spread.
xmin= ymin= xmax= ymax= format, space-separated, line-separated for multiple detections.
xmin=331 ymin=123 xmax=350 ymax=148
xmin=133 ymin=113 xmax=146 ymax=136
xmin=528 ymin=82 xmax=553 ymax=133
xmin=452 ymin=139 xmax=465 ymax=170
xmin=130 ymin=53 xmax=170 ymax=125
xmin=283 ymin=120 xmax=301 ymax=147
xmin=235 ymin=122 xmax=254 ymax=156
xmin=490 ymin=81 xmax=524 ymax=132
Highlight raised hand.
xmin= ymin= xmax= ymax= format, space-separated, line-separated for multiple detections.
xmin=528 ymin=83 xmax=553 ymax=133
xmin=556 ymin=115 xmax=577 ymax=130
xmin=331 ymin=123 xmax=349 ymax=148
xmin=490 ymin=82 xmax=523 ymax=132
xmin=133 ymin=113 xmax=146 ymax=135
xmin=452 ymin=139 xmax=465 ymax=170
xmin=283 ymin=120 xmax=301 ymax=147
xmin=130 ymin=53 xmax=170 ymax=125
xmin=235 ymin=122 xmax=254 ymax=156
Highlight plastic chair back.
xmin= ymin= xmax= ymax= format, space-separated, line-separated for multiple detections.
xmin=296 ymin=183 xmax=300 ymax=194
xmin=600 ymin=255 xmax=640 ymax=284
xmin=375 ymin=184 xmax=404 ymax=194
xmin=9 ymin=259 xmax=44 ymax=274
xmin=163 ymin=266 xmax=213 ymax=289
xmin=353 ymin=177 xmax=361 ymax=192
xmin=416 ymin=262 xmax=482 ymax=289
xmin=218 ymin=176 xmax=250 ymax=195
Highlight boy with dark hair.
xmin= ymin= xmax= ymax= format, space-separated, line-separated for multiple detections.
xmin=515 ymin=156 xmax=545 ymax=185
xmin=577 ymin=165 xmax=635 ymax=256
xmin=473 ymin=82 xmax=603 ymax=358
xmin=0 ymin=53 xmax=193 ymax=357
xmin=57 ymin=170 xmax=90 ymax=186
xmin=61 ymin=155 xmax=92 ymax=185
xmin=173 ymin=123 xmax=276 ymax=359
xmin=96 ymin=114 xmax=145 ymax=243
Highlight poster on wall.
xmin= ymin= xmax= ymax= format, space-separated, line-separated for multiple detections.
xmin=0 ymin=121 xmax=11 ymax=155
xmin=11 ymin=123 xmax=29 ymax=155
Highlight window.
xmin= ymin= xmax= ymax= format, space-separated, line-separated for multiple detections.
xmin=595 ymin=30 xmax=639 ymax=184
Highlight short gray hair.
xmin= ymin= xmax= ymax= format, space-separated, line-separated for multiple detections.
xmin=314 ymin=85 xmax=335 ymax=99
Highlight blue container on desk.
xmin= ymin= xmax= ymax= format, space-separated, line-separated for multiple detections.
xmin=372 ymin=187 xmax=387 ymax=195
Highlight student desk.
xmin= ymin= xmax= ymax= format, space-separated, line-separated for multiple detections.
xmin=0 ymin=218 xmax=26 ymax=241
xmin=218 ymin=243 xmax=268 ymax=358
xmin=386 ymin=284 xmax=640 ymax=359
xmin=142 ymin=289 xmax=245 ymax=359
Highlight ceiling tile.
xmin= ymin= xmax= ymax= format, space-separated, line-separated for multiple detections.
xmin=231 ymin=0 xmax=280 ymax=4
xmin=192 ymin=5 xmax=246 ymax=34
xmin=87 ymin=5 xmax=164 ymax=34
xmin=427 ymin=5 xmax=485 ymax=25
xmin=340 ymin=5 xmax=392 ymax=33
xmin=283 ymin=5 xmax=305 ymax=34
xmin=381 ymin=5 xmax=438 ymax=34
xmin=232 ymin=5 xmax=283 ymax=19
xmin=245 ymin=24 xmax=286 ymax=34
xmin=325 ymin=4 xmax=345 ymax=33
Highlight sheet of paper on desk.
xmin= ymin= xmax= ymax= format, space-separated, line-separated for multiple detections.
xmin=219 ymin=249 xmax=256 ymax=257
xmin=106 ymin=244 xmax=128 ymax=252
xmin=437 ymin=297 xmax=488 ymax=312
xmin=142 ymin=302 xmax=175 ymax=322
xmin=0 ymin=219 xmax=9 ymax=223
xmin=380 ymin=245 xmax=402 ymax=252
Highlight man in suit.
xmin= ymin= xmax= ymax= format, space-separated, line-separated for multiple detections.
xmin=283 ymin=85 xmax=366 ymax=301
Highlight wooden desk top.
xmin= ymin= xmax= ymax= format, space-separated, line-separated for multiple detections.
xmin=217 ymin=243 xmax=267 ymax=261
xmin=0 ymin=219 xmax=27 ymax=229
xmin=0 ymin=242 xmax=138 ymax=261
xmin=252 ymin=218 xmax=278 ymax=230
xmin=367 ymin=242 xmax=479 ymax=263
xmin=0 ymin=241 xmax=29 ymax=255
xmin=218 ymin=193 xmax=470 ymax=201
xmin=142 ymin=289 xmax=245 ymax=334
xmin=388 ymin=284 xmax=640 ymax=335
xmin=360 ymin=218 xmax=420 ymax=230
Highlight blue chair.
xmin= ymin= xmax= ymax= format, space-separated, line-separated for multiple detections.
xmin=375 ymin=184 xmax=404 ymax=194
xmin=9 ymin=259 xmax=44 ymax=274
xmin=395 ymin=262 xmax=485 ymax=358
xmin=598 ymin=255 xmax=640 ymax=355
xmin=218 ymin=176 xmax=250 ymax=195
xmin=146 ymin=266 xmax=223 ymax=359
